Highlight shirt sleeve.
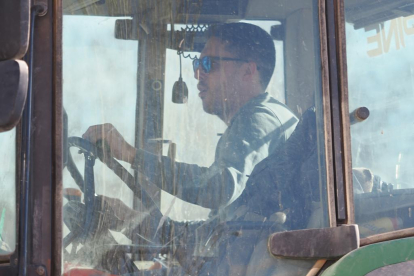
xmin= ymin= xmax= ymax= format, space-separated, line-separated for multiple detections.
xmin=131 ymin=149 xmax=235 ymax=209
xmin=131 ymin=105 xmax=288 ymax=210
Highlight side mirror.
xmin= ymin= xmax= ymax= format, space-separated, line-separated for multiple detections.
xmin=0 ymin=1 xmax=30 ymax=61
xmin=0 ymin=60 xmax=28 ymax=132
xmin=0 ymin=0 xmax=30 ymax=132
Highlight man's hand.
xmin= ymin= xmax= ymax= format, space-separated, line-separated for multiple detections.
xmin=82 ymin=123 xmax=136 ymax=163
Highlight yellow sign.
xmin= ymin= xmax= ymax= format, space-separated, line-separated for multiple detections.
xmin=366 ymin=15 xmax=414 ymax=57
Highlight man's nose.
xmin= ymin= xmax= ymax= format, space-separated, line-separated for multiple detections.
xmin=194 ymin=67 xmax=200 ymax=80
xmin=194 ymin=67 xmax=205 ymax=80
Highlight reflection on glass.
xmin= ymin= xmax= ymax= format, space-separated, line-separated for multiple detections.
xmin=0 ymin=129 xmax=16 ymax=255
xmin=345 ymin=0 xmax=414 ymax=237
xmin=62 ymin=1 xmax=328 ymax=275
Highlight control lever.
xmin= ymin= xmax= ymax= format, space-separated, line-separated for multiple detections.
xmin=350 ymin=107 xmax=370 ymax=125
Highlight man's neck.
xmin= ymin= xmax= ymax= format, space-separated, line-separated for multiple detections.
xmin=218 ymin=110 xmax=237 ymax=126
xmin=219 ymin=90 xmax=265 ymax=125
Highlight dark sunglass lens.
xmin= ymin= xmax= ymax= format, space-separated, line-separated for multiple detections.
xmin=202 ymin=56 xmax=211 ymax=73
xmin=193 ymin=59 xmax=200 ymax=73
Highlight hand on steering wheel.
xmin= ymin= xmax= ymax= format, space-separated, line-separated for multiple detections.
xmin=63 ymin=133 xmax=167 ymax=274
xmin=64 ymin=136 xmax=159 ymax=244
xmin=82 ymin=123 xmax=136 ymax=164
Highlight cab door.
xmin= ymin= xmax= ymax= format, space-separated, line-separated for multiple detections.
xmin=0 ymin=0 xmax=59 ymax=275
xmin=322 ymin=0 xmax=414 ymax=275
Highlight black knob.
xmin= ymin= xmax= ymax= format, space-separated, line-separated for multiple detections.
xmin=350 ymin=107 xmax=370 ymax=125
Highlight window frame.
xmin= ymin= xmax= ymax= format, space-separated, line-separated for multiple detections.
xmin=327 ymin=0 xmax=355 ymax=226
xmin=338 ymin=0 xmax=414 ymax=246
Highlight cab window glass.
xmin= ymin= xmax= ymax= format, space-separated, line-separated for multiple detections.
xmin=344 ymin=1 xmax=414 ymax=237
xmin=0 ymin=129 xmax=16 ymax=255
xmin=62 ymin=0 xmax=329 ymax=275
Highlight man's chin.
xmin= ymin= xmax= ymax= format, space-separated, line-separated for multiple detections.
xmin=201 ymin=101 xmax=216 ymax=115
xmin=202 ymin=102 xmax=223 ymax=117
xmin=201 ymin=103 xmax=213 ymax=114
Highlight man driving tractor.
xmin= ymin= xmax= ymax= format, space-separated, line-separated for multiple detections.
xmin=81 ymin=22 xmax=298 ymax=274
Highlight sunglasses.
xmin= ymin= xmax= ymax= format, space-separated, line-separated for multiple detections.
xmin=193 ymin=56 xmax=248 ymax=73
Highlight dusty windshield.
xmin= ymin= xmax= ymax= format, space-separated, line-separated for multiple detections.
xmin=62 ymin=0 xmax=329 ymax=275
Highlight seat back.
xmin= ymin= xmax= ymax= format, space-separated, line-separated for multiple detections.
xmin=237 ymin=106 xmax=319 ymax=230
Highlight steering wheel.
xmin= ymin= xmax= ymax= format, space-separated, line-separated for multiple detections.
xmin=63 ymin=137 xmax=216 ymax=274
xmin=64 ymin=137 xmax=99 ymax=244
xmin=63 ymin=136 xmax=162 ymax=273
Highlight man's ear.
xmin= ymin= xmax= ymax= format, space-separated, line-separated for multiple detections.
xmin=242 ymin=62 xmax=258 ymax=81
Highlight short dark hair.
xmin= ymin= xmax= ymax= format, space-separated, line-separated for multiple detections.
xmin=205 ymin=23 xmax=276 ymax=89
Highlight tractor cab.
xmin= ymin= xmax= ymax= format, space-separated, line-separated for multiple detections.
xmin=0 ymin=0 xmax=414 ymax=275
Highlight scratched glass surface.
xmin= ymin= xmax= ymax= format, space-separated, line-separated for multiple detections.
xmin=61 ymin=0 xmax=329 ymax=275
xmin=345 ymin=1 xmax=414 ymax=238
xmin=0 ymin=129 xmax=16 ymax=255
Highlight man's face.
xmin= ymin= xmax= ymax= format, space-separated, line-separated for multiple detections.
xmin=194 ymin=37 xmax=244 ymax=116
